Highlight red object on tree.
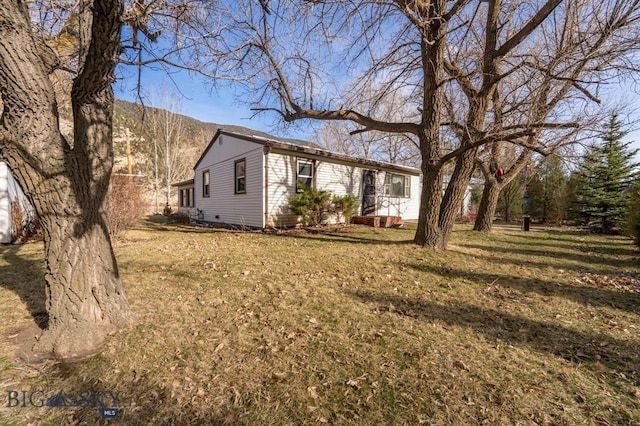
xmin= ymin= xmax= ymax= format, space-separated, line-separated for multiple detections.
xmin=495 ymin=167 xmax=505 ymax=177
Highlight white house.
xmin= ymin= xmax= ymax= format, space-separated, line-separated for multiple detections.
xmin=0 ymin=162 xmax=32 ymax=243
xmin=177 ymin=129 xmax=422 ymax=228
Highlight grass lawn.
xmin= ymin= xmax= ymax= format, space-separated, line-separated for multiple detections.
xmin=0 ymin=221 xmax=639 ymax=424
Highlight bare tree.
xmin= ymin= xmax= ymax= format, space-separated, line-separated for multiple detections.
xmin=315 ymin=121 xmax=420 ymax=167
xmin=142 ymin=87 xmax=199 ymax=211
xmin=207 ymin=0 xmax=603 ymax=249
xmin=0 ymin=0 xmax=133 ymax=357
xmin=0 ymin=0 xmax=222 ymax=357
xmin=466 ymin=0 xmax=640 ymax=232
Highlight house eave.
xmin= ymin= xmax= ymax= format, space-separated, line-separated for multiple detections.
xmin=173 ymin=178 xmax=194 ymax=187
xmin=203 ymin=129 xmax=421 ymax=176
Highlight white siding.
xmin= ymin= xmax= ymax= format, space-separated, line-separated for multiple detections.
xmin=265 ymin=152 xmax=421 ymax=226
xmin=266 ymin=153 xmax=367 ymax=226
xmin=376 ymin=171 xmax=421 ymax=220
xmin=265 ymin=153 xmax=297 ymax=226
xmin=194 ymin=135 xmax=264 ymax=228
xmin=315 ymin=162 xmax=363 ymax=197
xmin=0 ymin=162 xmax=10 ymax=243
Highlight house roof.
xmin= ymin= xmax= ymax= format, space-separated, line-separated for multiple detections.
xmin=194 ymin=128 xmax=422 ymax=176
xmin=173 ymin=178 xmax=194 ymax=187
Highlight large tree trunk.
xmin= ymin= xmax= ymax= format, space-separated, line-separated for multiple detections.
xmin=473 ymin=179 xmax=501 ymax=231
xmin=438 ymin=148 xmax=478 ymax=249
xmin=415 ymin=162 xmax=443 ymax=247
xmin=0 ymin=0 xmax=132 ymax=358
xmin=413 ymin=4 xmax=446 ymax=248
xmin=473 ymin=151 xmax=531 ymax=233
xmin=38 ymin=215 xmax=131 ymax=355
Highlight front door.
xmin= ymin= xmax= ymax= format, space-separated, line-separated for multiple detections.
xmin=362 ymin=170 xmax=376 ymax=216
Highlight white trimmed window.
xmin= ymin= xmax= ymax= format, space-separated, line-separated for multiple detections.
xmin=202 ymin=170 xmax=210 ymax=198
xmin=384 ymin=174 xmax=411 ymax=198
xmin=296 ymin=158 xmax=314 ymax=192
xmin=235 ymin=159 xmax=246 ymax=194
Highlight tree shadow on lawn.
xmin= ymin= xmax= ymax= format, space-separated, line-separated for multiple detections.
xmin=450 ymin=249 xmax=635 ymax=277
xmin=269 ymin=228 xmax=414 ymax=246
xmin=402 ymin=261 xmax=640 ymax=315
xmin=138 ymin=221 xmax=229 ymax=235
xmin=458 ymin=242 xmax=638 ymax=271
xmin=496 ymin=233 xmax=637 ymax=258
xmin=346 ymin=289 xmax=640 ymax=382
xmin=0 ymin=244 xmax=48 ymax=329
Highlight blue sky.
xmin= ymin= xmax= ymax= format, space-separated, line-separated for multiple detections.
xmin=114 ymin=62 xmax=640 ymax=160
xmin=114 ymin=65 xmax=317 ymax=141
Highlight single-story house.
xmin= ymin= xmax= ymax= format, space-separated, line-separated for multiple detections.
xmin=176 ymin=129 xmax=423 ymax=228
xmin=0 ymin=161 xmax=32 ymax=243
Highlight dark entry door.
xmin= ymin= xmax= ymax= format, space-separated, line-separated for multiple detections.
xmin=362 ymin=170 xmax=376 ymax=216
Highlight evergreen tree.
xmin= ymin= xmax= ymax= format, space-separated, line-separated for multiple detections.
xmin=496 ymin=178 xmax=523 ymax=223
xmin=571 ymin=114 xmax=639 ymax=233
xmin=527 ymin=156 xmax=569 ymax=224
xmin=625 ymin=179 xmax=640 ymax=248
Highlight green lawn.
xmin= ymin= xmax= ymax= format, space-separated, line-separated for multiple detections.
xmin=1 ymin=222 xmax=639 ymax=424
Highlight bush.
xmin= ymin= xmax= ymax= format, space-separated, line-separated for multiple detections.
xmin=332 ymin=194 xmax=358 ymax=224
xmin=105 ymin=174 xmax=147 ymax=238
xmin=288 ymin=184 xmax=332 ymax=226
xmin=168 ymin=213 xmax=190 ymax=224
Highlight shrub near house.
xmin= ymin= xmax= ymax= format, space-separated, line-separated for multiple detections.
xmin=288 ymin=185 xmax=358 ymax=226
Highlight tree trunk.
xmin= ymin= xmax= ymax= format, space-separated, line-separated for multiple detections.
xmin=474 ymin=180 xmax=501 ymax=231
xmin=37 ymin=213 xmax=131 ymax=356
xmin=474 ymin=150 xmax=531 ymax=232
xmin=154 ymin=139 xmax=160 ymax=212
xmin=503 ymin=191 xmax=511 ymax=222
xmin=438 ymin=148 xmax=478 ymax=249
xmin=413 ymin=8 xmax=446 ymax=249
xmin=0 ymin=0 xmax=132 ymax=358
xmin=415 ymin=163 xmax=443 ymax=247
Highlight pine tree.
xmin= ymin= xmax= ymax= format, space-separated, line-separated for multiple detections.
xmin=625 ymin=179 xmax=640 ymax=247
xmin=527 ymin=156 xmax=569 ymax=224
xmin=571 ymin=114 xmax=639 ymax=234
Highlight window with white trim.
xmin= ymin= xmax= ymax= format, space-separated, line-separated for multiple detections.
xmin=384 ymin=173 xmax=411 ymax=198
xmin=202 ymin=170 xmax=210 ymax=198
xmin=235 ymin=159 xmax=246 ymax=194
xmin=296 ymin=158 xmax=314 ymax=192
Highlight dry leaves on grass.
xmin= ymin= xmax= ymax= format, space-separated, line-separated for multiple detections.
xmin=577 ymin=273 xmax=640 ymax=294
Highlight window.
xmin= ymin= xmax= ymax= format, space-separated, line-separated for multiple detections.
xmin=296 ymin=159 xmax=314 ymax=192
xmin=179 ymin=188 xmax=193 ymax=207
xmin=384 ymin=174 xmax=411 ymax=198
xmin=202 ymin=170 xmax=210 ymax=197
xmin=235 ymin=159 xmax=246 ymax=194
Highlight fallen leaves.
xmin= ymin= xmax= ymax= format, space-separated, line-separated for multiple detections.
xmin=577 ymin=273 xmax=640 ymax=294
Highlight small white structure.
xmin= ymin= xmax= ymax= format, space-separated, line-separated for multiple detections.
xmin=182 ymin=129 xmax=422 ymax=228
xmin=0 ymin=161 xmax=32 ymax=243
